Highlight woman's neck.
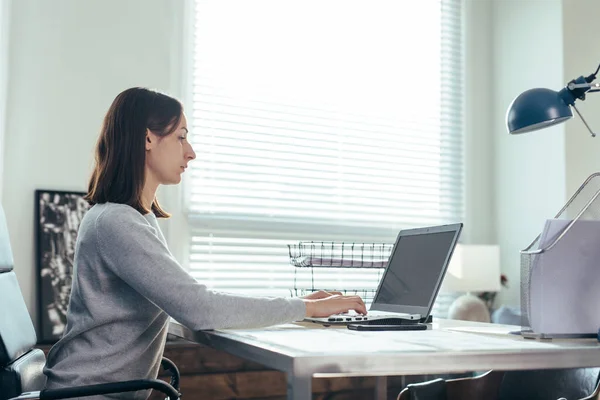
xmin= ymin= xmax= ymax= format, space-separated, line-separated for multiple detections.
xmin=141 ymin=181 xmax=159 ymax=213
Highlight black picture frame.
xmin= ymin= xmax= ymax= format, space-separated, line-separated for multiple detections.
xmin=35 ymin=189 xmax=90 ymax=344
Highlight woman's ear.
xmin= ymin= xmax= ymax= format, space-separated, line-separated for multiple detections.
xmin=145 ymin=129 xmax=153 ymax=151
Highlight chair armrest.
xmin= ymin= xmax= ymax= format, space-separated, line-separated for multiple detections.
xmin=161 ymin=357 xmax=180 ymax=391
xmin=32 ymin=379 xmax=180 ymax=400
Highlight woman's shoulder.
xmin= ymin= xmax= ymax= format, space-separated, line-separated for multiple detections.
xmin=86 ymin=203 xmax=148 ymax=230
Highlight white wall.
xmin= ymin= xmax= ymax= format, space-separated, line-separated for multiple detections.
xmin=462 ymin=0 xmax=495 ymax=245
xmin=563 ymin=0 xmax=600 ymax=195
xmin=0 ymin=0 xmax=10 ymax=202
xmin=491 ymin=0 xmax=566 ymax=306
xmin=3 ymin=0 xmax=184 ymax=329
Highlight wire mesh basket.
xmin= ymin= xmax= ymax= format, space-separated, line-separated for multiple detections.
xmin=288 ymin=241 xmax=393 ymax=268
xmin=521 ymin=172 xmax=600 ymax=338
xmin=287 ymin=242 xmax=392 ymax=303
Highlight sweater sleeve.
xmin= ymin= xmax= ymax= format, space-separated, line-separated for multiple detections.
xmin=94 ymin=207 xmax=306 ymax=330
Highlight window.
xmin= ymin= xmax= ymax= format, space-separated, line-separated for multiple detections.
xmin=186 ymin=0 xmax=464 ymax=309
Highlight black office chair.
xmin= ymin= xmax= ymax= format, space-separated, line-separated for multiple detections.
xmin=397 ymin=368 xmax=600 ymax=400
xmin=0 ymin=204 xmax=181 ymax=400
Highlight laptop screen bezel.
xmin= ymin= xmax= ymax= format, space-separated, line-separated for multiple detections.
xmin=369 ymin=223 xmax=463 ymax=317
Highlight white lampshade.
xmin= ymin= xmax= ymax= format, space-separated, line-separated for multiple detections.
xmin=440 ymin=244 xmax=501 ymax=293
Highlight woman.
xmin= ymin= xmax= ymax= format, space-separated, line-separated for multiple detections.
xmin=43 ymin=87 xmax=366 ymax=399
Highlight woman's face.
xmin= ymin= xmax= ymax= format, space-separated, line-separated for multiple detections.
xmin=145 ymin=113 xmax=196 ymax=186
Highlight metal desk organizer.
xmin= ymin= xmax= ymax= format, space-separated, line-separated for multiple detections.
xmin=521 ymin=172 xmax=600 ymax=339
xmin=287 ymin=241 xmax=392 ymax=304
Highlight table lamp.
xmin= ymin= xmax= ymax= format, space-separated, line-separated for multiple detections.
xmin=506 ymin=63 xmax=600 ymax=136
xmin=441 ymin=244 xmax=501 ymax=293
xmin=440 ymin=244 xmax=501 ymax=322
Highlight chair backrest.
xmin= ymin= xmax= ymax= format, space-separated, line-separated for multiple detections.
xmin=398 ymin=371 xmax=504 ymax=400
xmin=398 ymin=368 xmax=600 ymax=400
xmin=0 ymin=204 xmax=47 ymax=400
xmin=498 ymin=368 xmax=600 ymax=400
xmin=398 ymin=378 xmax=447 ymax=400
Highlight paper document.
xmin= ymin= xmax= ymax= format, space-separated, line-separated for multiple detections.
xmin=444 ymin=325 xmax=520 ymax=336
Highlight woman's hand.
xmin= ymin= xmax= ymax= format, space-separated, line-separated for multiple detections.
xmin=302 ymin=294 xmax=367 ymax=317
xmin=301 ymin=290 xmax=343 ymax=300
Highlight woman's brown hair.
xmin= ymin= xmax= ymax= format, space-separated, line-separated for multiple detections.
xmin=85 ymin=87 xmax=183 ymax=218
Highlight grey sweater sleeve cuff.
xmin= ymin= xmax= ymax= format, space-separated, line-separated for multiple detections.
xmin=289 ymin=297 xmax=307 ymax=322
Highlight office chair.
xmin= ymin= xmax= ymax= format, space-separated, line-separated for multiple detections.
xmin=397 ymin=368 xmax=600 ymax=400
xmin=0 ymin=204 xmax=181 ymax=400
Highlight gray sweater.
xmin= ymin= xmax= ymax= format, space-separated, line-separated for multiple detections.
xmin=43 ymin=202 xmax=306 ymax=399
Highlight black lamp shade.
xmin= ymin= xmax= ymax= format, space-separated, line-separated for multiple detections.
xmin=506 ymin=88 xmax=573 ymax=134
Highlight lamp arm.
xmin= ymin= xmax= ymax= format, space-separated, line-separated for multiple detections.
xmin=564 ymin=81 xmax=599 ymax=137
xmin=571 ymin=104 xmax=597 ymax=138
xmin=567 ymin=82 xmax=600 ymax=91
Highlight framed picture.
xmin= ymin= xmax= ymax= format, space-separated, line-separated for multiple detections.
xmin=35 ymin=189 xmax=90 ymax=343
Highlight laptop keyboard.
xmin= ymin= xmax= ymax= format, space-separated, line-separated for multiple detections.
xmin=326 ymin=313 xmax=366 ymax=322
xmin=358 ymin=318 xmax=420 ymax=325
xmin=325 ymin=314 xmax=419 ymax=325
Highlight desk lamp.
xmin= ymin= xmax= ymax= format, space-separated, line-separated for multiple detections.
xmin=506 ymin=63 xmax=600 ymax=136
xmin=441 ymin=244 xmax=501 ymax=293
xmin=440 ymin=244 xmax=501 ymax=322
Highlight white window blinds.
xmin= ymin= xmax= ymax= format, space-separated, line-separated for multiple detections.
xmin=187 ymin=0 xmax=464 ymax=305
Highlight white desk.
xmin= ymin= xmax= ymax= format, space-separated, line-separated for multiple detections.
xmin=168 ymin=319 xmax=600 ymax=400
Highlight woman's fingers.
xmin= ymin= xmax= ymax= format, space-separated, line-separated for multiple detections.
xmin=347 ymin=295 xmax=367 ymax=314
xmin=303 ymin=294 xmax=368 ymax=317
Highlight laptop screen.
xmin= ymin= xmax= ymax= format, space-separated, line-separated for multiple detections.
xmin=372 ymin=226 xmax=461 ymax=310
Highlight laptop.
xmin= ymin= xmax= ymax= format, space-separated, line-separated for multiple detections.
xmin=304 ymin=223 xmax=463 ymax=325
